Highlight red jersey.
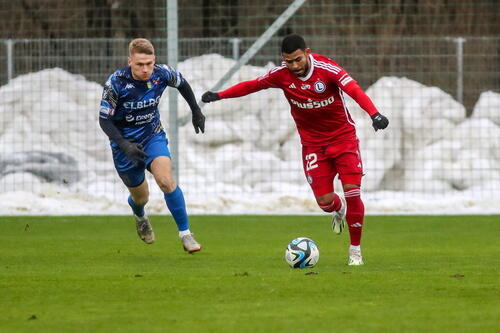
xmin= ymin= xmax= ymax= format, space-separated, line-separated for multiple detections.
xmin=218 ymin=53 xmax=378 ymax=146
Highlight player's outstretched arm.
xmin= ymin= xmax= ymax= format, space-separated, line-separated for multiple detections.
xmin=177 ymin=80 xmax=205 ymax=134
xmin=342 ymin=82 xmax=389 ymax=131
xmin=202 ymin=79 xmax=267 ymax=103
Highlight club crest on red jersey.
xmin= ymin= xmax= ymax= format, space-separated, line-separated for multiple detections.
xmin=314 ymin=81 xmax=326 ymax=93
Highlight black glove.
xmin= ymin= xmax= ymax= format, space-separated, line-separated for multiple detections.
xmin=371 ymin=112 xmax=389 ymax=131
xmin=202 ymin=91 xmax=220 ymax=103
xmin=192 ymin=107 xmax=205 ymax=134
xmin=119 ymin=141 xmax=148 ymax=166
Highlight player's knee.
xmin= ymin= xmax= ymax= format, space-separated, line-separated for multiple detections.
xmin=343 ymin=184 xmax=360 ymax=191
xmin=315 ymin=193 xmax=335 ymax=211
xmin=315 ymin=193 xmax=331 ymax=205
xmin=157 ymin=178 xmax=177 ymax=193
xmin=316 ymin=198 xmax=331 ymax=208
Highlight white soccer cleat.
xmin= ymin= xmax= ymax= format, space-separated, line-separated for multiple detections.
xmin=134 ymin=214 xmax=155 ymax=244
xmin=348 ymin=248 xmax=364 ymax=266
xmin=181 ymin=233 xmax=202 ymax=253
xmin=331 ymin=195 xmax=347 ymax=235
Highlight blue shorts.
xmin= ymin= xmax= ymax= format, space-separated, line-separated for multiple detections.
xmin=112 ymin=132 xmax=171 ymax=187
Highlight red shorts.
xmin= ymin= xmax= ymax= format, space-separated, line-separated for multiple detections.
xmin=302 ymin=140 xmax=363 ymax=197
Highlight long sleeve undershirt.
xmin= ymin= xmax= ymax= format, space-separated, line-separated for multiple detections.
xmin=100 ymin=80 xmax=200 ymax=144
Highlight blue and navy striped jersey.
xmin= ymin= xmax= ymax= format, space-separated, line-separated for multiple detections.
xmin=99 ymin=64 xmax=184 ymax=146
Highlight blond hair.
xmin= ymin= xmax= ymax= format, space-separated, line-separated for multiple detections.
xmin=128 ymin=38 xmax=155 ymax=56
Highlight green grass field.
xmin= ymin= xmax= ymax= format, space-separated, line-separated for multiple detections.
xmin=1 ymin=215 xmax=499 ymax=332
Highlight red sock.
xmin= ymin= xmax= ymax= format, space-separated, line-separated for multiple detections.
xmin=318 ymin=193 xmax=342 ymax=212
xmin=344 ymin=188 xmax=364 ymax=246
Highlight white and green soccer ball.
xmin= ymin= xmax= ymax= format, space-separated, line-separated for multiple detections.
xmin=285 ymin=237 xmax=319 ymax=268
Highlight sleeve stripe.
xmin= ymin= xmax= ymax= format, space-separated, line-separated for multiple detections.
xmin=313 ymin=60 xmax=341 ymax=74
xmin=314 ymin=63 xmax=341 ymax=75
xmin=340 ymin=77 xmax=353 ymax=86
xmin=314 ymin=64 xmax=339 ymax=75
xmin=270 ymin=65 xmax=287 ymax=74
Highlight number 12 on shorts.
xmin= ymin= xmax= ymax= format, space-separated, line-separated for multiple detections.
xmin=305 ymin=153 xmax=318 ymax=171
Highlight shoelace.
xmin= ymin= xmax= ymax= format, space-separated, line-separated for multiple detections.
xmin=138 ymin=220 xmax=152 ymax=233
xmin=183 ymin=234 xmax=198 ymax=246
xmin=350 ymin=251 xmax=361 ymax=259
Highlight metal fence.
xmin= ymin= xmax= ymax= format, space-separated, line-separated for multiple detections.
xmin=2 ymin=36 xmax=498 ymax=109
xmin=0 ymin=36 xmax=499 ymax=212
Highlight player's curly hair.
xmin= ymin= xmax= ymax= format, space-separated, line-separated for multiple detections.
xmin=129 ymin=38 xmax=155 ymax=56
xmin=281 ymin=34 xmax=307 ymax=54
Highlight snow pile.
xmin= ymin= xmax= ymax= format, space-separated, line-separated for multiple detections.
xmin=344 ymin=82 xmax=500 ymax=195
xmin=471 ymin=91 xmax=500 ymax=125
xmin=0 ymin=55 xmax=499 ymax=215
xmin=346 ymin=77 xmax=468 ymax=191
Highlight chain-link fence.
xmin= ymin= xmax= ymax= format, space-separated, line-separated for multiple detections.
xmin=2 ymin=36 xmax=498 ymax=109
xmin=0 ymin=0 xmax=499 ymax=214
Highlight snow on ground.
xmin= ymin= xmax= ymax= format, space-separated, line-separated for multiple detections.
xmin=0 ymin=55 xmax=499 ymax=215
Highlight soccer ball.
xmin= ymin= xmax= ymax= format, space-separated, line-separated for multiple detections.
xmin=285 ymin=237 xmax=319 ymax=268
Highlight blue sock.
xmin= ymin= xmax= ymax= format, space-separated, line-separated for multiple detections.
xmin=128 ymin=195 xmax=145 ymax=217
xmin=164 ymin=186 xmax=189 ymax=232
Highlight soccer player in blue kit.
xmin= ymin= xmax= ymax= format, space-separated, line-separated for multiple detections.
xmin=99 ymin=38 xmax=204 ymax=253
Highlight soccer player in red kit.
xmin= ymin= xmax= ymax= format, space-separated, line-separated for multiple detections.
xmin=202 ymin=34 xmax=389 ymax=265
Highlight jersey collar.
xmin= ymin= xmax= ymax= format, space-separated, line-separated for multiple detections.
xmin=298 ymin=54 xmax=315 ymax=81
